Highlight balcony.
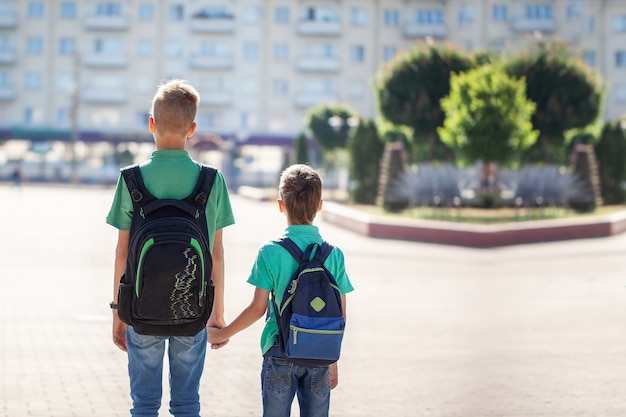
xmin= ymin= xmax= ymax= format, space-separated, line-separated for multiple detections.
xmin=513 ymin=17 xmax=555 ymax=33
xmin=190 ymin=55 xmax=234 ymax=70
xmin=295 ymin=91 xmax=339 ymax=108
xmin=198 ymin=90 xmax=233 ymax=107
xmin=190 ymin=18 xmax=235 ymax=33
xmin=81 ymin=86 xmax=127 ymax=104
xmin=84 ymin=14 xmax=130 ymax=31
xmin=0 ymin=85 xmax=16 ymax=101
xmin=404 ymin=22 xmax=447 ymax=38
xmin=82 ymin=53 xmax=128 ymax=68
xmin=0 ymin=11 xmax=17 ymax=28
xmin=0 ymin=49 xmax=17 ymax=65
xmin=296 ymin=56 xmax=340 ymax=73
xmin=297 ymin=19 xmax=341 ymax=36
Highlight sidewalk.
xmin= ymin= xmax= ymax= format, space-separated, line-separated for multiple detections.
xmin=3 ymin=184 xmax=626 ymax=416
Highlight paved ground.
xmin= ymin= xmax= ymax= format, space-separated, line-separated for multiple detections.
xmin=2 ymin=183 xmax=626 ymax=417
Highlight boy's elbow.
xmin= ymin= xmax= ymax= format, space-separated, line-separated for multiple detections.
xmin=251 ymin=303 xmax=267 ymax=319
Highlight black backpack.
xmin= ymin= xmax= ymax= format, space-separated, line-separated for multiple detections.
xmin=117 ymin=164 xmax=217 ymax=336
xmin=272 ymin=237 xmax=345 ymax=366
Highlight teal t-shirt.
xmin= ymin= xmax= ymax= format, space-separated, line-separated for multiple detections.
xmin=105 ymin=150 xmax=235 ymax=251
xmin=247 ymin=224 xmax=354 ymax=355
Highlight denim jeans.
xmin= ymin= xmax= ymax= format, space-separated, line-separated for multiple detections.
xmin=261 ymin=342 xmax=331 ymax=417
xmin=126 ymin=326 xmax=207 ymax=417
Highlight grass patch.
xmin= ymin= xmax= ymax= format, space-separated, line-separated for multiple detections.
xmin=345 ymin=204 xmax=626 ymax=225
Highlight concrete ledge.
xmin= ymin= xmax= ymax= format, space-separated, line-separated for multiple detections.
xmin=321 ymin=202 xmax=626 ymax=248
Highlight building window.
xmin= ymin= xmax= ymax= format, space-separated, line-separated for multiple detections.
xmin=169 ymin=4 xmax=184 ymax=21
xmin=417 ymin=10 xmax=444 ymax=24
xmin=198 ymin=112 xmax=217 ymax=129
xmin=25 ymin=72 xmax=43 ymax=90
xmin=24 ymin=108 xmax=35 ymax=125
xmin=137 ymin=39 xmax=153 ymax=57
xmin=138 ymin=3 xmax=154 ymax=21
xmin=28 ymin=1 xmax=45 ymax=18
xmin=459 ymin=4 xmax=475 ymax=26
xmin=275 ymin=6 xmax=289 ymax=23
xmin=59 ymin=37 xmax=76 ymax=54
xmin=348 ymin=79 xmax=365 ymax=98
xmin=94 ymin=38 xmax=122 ymax=54
xmin=273 ymin=43 xmax=289 ymax=61
xmin=135 ymin=111 xmax=150 ymax=129
xmin=59 ymin=2 xmax=76 ymax=19
xmin=615 ymin=85 xmax=626 ymax=103
xmin=616 ymin=51 xmax=626 ymax=68
xmin=166 ymin=40 xmax=184 ymax=57
xmin=26 ymin=37 xmax=43 ymax=54
xmin=587 ymin=17 xmax=595 ymax=33
xmin=57 ymin=108 xmax=70 ymax=127
xmin=306 ymin=7 xmax=337 ymax=22
xmin=240 ymin=112 xmax=249 ymax=130
xmin=384 ymin=9 xmax=399 ymax=27
xmin=350 ymin=45 xmax=365 ymax=63
xmin=567 ymin=1 xmax=582 ymax=20
xmin=382 ymin=46 xmax=397 ymax=62
xmin=200 ymin=41 xmax=228 ymax=56
xmin=351 ymin=7 xmax=367 ymax=26
xmin=306 ymin=43 xmax=333 ymax=58
xmin=57 ymin=73 xmax=75 ymax=91
xmin=525 ymin=4 xmax=552 ymax=19
xmin=612 ymin=16 xmax=626 ymax=32
xmin=582 ymin=51 xmax=596 ymax=67
xmin=96 ymin=2 xmax=122 ymax=16
xmin=492 ymin=4 xmax=507 ymax=21
xmin=243 ymin=43 xmax=259 ymax=61
xmin=272 ymin=79 xmax=288 ymax=96
xmin=243 ymin=6 xmax=261 ymax=23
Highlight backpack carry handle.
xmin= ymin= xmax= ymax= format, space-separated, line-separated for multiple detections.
xmin=142 ymin=199 xmax=198 ymax=217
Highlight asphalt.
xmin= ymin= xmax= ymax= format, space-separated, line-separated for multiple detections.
xmin=2 ymin=183 xmax=626 ymax=417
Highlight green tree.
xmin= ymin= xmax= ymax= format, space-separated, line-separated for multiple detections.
xmin=504 ymin=39 xmax=604 ymax=163
xmin=594 ymin=121 xmax=626 ymax=205
xmin=374 ymin=41 xmax=474 ymax=162
xmin=305 ymin=103 xmax=358 ymax=152
xmin=347 ymin=119 xmax=384 ymax=204
xmin=293 ymin=132 xmax=310 ymax=165
xmin=438 ymin=65 xmax=538 ymax=167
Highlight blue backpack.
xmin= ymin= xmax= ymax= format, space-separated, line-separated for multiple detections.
xmin=272 ymin=237 xmax=345 ymax=366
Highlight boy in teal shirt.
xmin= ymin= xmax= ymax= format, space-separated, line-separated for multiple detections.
xmin=106 ymin=79 xmax=235 ymax=417
xmin=208 ymin=164 xmax=354 ymax=417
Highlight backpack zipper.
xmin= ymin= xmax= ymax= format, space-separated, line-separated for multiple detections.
xmin=290 ymin=325 xmax=344 ymax=344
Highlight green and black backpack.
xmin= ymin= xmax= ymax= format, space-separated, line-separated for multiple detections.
xmin=117 ymin=164 xmax=217 ymax=336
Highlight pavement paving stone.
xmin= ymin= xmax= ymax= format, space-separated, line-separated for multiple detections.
xmin=2 ymin=184 xmax=626 ymax=416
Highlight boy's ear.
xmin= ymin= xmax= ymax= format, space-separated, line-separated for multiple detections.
xmin=277 ymin=199 xmax=286 ymax=213
xmin=318 ymin=200 xmax=323 ymax=212
xmin=149 ymin=116 xmax=156 ymax=133
xmin=187 ymin=121 xmax=197 ymax=139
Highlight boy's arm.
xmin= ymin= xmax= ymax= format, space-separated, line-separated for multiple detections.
xmin=330 ymin=294 xmax=348 ymax=389
xmin=208 ymin=287 xmax=269 ymax=348
xmin=208 ymin=229 xmax=226 ymax=329
xmin=112 ymin=230 xmax=129 ymax=352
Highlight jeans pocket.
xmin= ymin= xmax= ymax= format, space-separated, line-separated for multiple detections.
xmin=310 ymin=367 xmax=331 ymax=399
xmin=263 ymin=356 xmax=292 ymax=395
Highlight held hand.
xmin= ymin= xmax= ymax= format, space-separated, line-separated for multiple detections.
xmin=207 ymin=326 xmax=230 ymax=349
xmin=112 ymin=315 xmax=127 ymax=352
xmin=329 ymin=362 xmax=339 ymax=389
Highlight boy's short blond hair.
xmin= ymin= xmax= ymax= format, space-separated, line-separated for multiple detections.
xmin=151 ymin=79 xmax=200 ymax=137
xmin=279 ymin=164 xmax=322 ymax=225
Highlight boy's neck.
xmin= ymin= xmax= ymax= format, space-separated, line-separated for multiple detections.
xmin=154 ymin=134 xmax=187 ymax=150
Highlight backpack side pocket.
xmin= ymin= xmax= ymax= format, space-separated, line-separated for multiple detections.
xmin=117 ymin=274 xmax=134 ymax=325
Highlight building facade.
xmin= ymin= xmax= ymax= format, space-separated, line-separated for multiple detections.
xmin=0 ymin=0 xmax=625 ymax=147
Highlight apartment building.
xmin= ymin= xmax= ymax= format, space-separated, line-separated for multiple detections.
xmin=0 ymin=0 xmax=625 ymax=148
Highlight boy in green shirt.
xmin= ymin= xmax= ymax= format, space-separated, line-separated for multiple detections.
xmin=208 ymin=164 xmax=353 ymax=417
xmin=106 ymin=79 xmax=235 ymax=417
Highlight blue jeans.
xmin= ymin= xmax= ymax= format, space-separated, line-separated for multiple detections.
xmin=261 ymin=343 xmax=331 ymax=417
xmin=126 ymin=326 xmax=207 ymax=417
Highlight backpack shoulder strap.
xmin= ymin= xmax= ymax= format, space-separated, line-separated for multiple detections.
xmin=315 ymin=241 xmax=334 ymax=264
xmin=120 ymin=164 xmax=155 ymax=206
xmin=274 ymin=236 xmax=305 ymax=262
xmin=185 ymin=165 xmax=218 ymax=208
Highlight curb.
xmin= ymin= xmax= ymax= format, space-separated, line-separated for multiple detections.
xmin=320 ymin=202 xmax=626 ymax=248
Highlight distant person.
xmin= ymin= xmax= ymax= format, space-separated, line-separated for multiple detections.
xmin=11 ymin=164 xmax=22 ymax=187
xmin=106 ymin=79 xmax=235 ymax=417
xmin=208 ymin=163 xmax=354 ymax=417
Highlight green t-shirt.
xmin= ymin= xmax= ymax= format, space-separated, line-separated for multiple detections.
xmin=247 ymin=224 xmax=354 ymax=355
xmin=106 ymin=150 xmax=235 ymax=251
